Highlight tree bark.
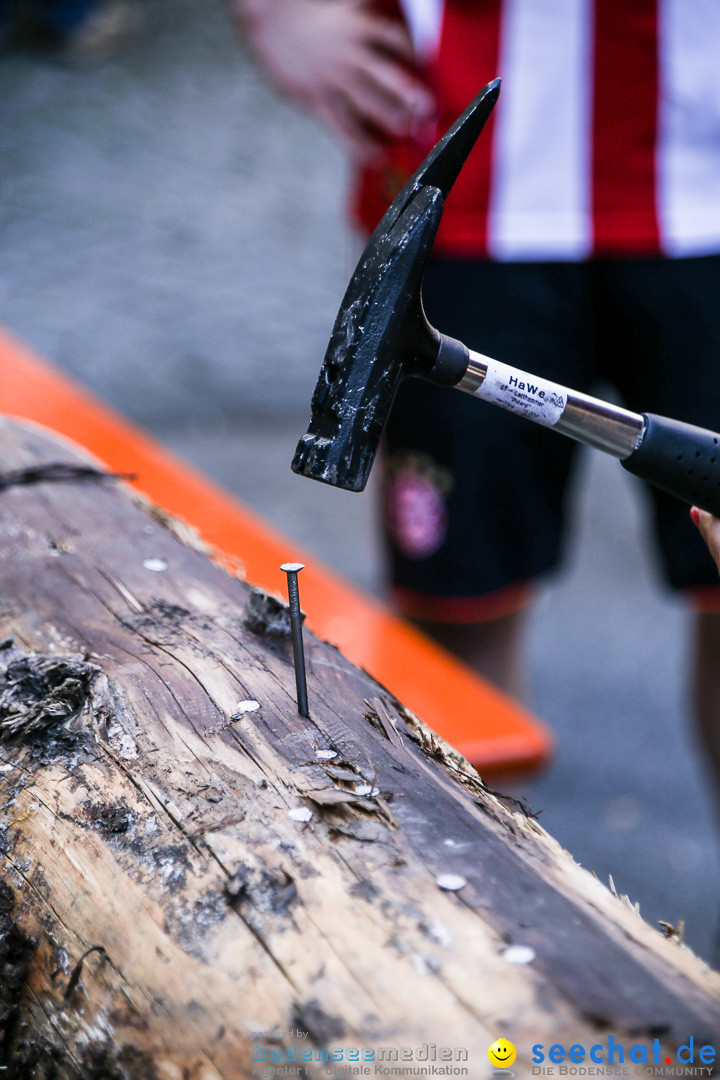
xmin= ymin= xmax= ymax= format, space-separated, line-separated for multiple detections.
xmin=0 ymin=418 xmax=718 ymax=1080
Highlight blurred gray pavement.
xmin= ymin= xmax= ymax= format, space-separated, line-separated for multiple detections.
xmin=1 ymin=0 xmax=718 ymax=962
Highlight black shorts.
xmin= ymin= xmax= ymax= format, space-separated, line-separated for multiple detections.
xmin=382 ymin=255 xmax=720 ymax=621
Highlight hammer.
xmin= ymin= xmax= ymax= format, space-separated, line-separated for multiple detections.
xmin=292 ymin=79 xmax=720 ymax=519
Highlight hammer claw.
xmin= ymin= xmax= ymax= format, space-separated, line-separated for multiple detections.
xmin=378 ymin=77 xmax=501 ymax=233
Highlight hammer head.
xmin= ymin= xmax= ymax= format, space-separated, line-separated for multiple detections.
xmin=292 ymin=78 xmax=500 ymax=492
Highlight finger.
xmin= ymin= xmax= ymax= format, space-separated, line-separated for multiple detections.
xmin=337 ymin=61 xmax=433 ymax=140
xmin=324 ymin=2 xmax=417 ymax=60
xmin=692 ymin=506 xmax=720 ymax=573
xmin=314 ymin=92 xmax=388 ymax=164
xmin=352 ymin=50 xmax=435 ymax=119
xmin=692 ymin=506 xmax=713 ymax=538
xmin=359 ymin=14 xmax=417 ymax=62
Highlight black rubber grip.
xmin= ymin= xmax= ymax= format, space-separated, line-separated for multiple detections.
xmin=622 ymin=413 xmax=720 ymax=516
xmin=427 ymin=334 xmax=470 ymax=386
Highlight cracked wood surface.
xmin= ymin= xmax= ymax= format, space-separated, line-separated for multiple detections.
xmin=0 ymin=418 xmax=719 ymax=1080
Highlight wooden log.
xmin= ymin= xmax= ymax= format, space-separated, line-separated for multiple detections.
xmin=0 ymin=417 xmax=718 ymax=1080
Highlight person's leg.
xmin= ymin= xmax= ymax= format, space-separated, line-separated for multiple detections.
xmin=415 ymin=609 xmax=528 ymax=698
xmin=693 ymin=612 xmax=720 ymax=822
xmin=383 ymin=258 xmax=593 ymax=694
xmin=605 ymin=255 xmax=720 ymax=814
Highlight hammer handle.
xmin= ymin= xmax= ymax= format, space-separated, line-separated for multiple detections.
xmin=456 ymin=347 xmax=720 ymax=517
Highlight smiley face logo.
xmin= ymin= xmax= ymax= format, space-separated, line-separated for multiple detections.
xmin=488 ymin=1039 xmax=517 ymax=1068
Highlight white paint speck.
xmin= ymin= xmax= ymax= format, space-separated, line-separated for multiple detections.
xmin=288 ymin=807 xmax=313 ymax=823
xmin=315 ymin=749 xmax=338 ymax=760
xmin=425 ymin=919 xmax=453 ymax=949
xmin=0 ymin=764 xmax=12 ymax=773
xmin=232 ymin=700 xmax=260 ymax=717
xmin=48 ymin=549 xmax=60 ymax=558
xmin=436 ymin=873 xmax=466 ymax=892
xmin=354 ymin=783 xmax=380 ymax=797
xmin=411 ymin=953 xmax=432 ymax=976
xmin=143 ymin=558 xmax=168 ymax=572
xmin=443 ymin=838 xmax=469 ymax=852
xmin=503 ymin=944 xmax=535 ymax=965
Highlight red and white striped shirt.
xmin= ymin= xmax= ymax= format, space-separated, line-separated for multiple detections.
xmin=353 ymin=0 xmax=720 ymax=260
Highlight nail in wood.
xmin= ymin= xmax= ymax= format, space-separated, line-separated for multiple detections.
xmin=280 ymin=562 xmax=309 ymax=718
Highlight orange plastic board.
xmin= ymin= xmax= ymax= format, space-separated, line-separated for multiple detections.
xmin=0 ymin=329 xmax=552 ymax=772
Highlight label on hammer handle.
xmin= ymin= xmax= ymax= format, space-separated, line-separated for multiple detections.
xmin=473 ymin=358 xmax=567 ymax=427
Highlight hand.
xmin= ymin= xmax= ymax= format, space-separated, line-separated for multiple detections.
xmin=691 ymin=506 xmax=720 ymax=574
xmin=231 ymin=0 xmax=436 ymax=162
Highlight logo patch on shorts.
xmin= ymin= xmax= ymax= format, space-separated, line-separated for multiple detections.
xmin=385 ymin=452 xmax=452 ymax=560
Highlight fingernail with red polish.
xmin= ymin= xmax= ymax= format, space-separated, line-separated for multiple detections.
xmin=690 ymin=506 xmax=701 ymax=526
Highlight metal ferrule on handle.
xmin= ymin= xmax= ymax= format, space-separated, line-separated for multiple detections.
xmin=457 ymin=348 xmax=645 ymax=459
